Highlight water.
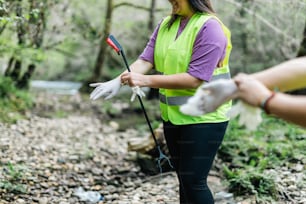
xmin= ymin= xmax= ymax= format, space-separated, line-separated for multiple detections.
xmin=30 ymin=80 xmax=82 ymax=95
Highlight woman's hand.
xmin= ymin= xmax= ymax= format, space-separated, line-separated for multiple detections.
xmin=120 ymin=72 xmax=150 ymax=87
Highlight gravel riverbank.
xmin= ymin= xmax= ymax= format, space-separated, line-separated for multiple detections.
xmin=0 ymin=92 xmax=304 ymax=204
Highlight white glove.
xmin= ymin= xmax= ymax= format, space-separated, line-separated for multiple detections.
xmin=130 ymin=86 xmax=146 ymax=102
xmin=180 ymin=88 xmax=208 ymax=116
xmin=180 ymin=79 xmax=238 ymax=116
xmin=89 ymin=77 xmax=121 ymax=100
xmin=227 ymin=100 xmax=262 ymax=131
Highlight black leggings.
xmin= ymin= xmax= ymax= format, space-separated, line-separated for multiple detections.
xmin=163 ymin=121 xmax=228 ymax=204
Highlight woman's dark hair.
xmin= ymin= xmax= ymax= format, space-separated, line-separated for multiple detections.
xmin=167 ymin=0 xmax=215 ymax=28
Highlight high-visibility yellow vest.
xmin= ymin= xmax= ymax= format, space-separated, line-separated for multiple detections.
xmin=154 ymin=12 xmax=232 ymax=125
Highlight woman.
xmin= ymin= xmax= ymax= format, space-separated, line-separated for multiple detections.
xmin=90 ymin=0 xmax=232 ymax=203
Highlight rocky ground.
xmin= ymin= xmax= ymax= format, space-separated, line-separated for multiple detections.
xmin=0 ymin=92 xmax=304 ymax=204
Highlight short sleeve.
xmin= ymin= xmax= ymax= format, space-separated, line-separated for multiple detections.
xmin=187 ymin=18 xmax=227 ymax=82
xmin=138 ymin=20 xmax=162 ymax=66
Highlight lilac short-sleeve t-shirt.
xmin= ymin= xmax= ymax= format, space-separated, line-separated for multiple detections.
xmin=139 ymin=17 xmax=227 ymax=82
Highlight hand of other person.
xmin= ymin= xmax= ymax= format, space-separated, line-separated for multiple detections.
xmin=234 ymin=73 xmax=273 ymax=107
xmin=89 ymin=77 xmax=121 ymax=100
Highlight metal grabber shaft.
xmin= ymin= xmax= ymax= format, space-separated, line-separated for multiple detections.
xmin=106 ymin=34 xmax=173 ymax=173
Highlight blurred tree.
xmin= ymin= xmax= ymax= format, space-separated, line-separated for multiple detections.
xmin=147 ymin=0 xmax=160 ymax=100
xmin=217 ymin=0 xmax=305 ymax=75
xmin=89 ymin=0 xmax=113 ymax=83
xmin=0 ymin=0 xmax=8 ymax=35
xmin=83 ymin=0 xmax=165 ymax=92
xmin=3 ymin=0 xmax=50 ymax=89
xmin=297 ymin=21 xmax=306 ymax=57
xmin=148 ymin=0 xmax=156 ymax=31
xmin=236 ymin=0 xmax=252 ymax=72
xmin=289 ymin=20 xmax=306 ymax=95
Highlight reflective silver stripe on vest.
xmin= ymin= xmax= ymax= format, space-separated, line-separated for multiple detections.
xmin=211 ymin=72 xmax=231 ymax=81
xmin=159 ymin=72 xmax=230 ymax=106
xmin=159 ymin=93 xmax=191 ymax=106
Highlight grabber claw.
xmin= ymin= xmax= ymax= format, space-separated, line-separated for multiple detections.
xmin=156 ymin=145 xmax=173 ymax=173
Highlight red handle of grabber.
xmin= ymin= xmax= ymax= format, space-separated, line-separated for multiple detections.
xmin=106 ymin=35 xmax=122 ymax=53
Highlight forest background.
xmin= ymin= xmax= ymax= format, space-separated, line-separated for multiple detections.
xmin=1 ymin=0 xmax=306 ymax=85
xmin=0 ymin=0 xmax=306 ymax=203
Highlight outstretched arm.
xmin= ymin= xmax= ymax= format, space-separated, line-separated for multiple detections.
xmin=265 ymin=93 xmax=306 ymax=127
xmin=251 ymin=57 xmax=306 ymax=92
xmin=180 ymin=57 xmax=306 ymax=124
xmin=234 ymin=73 xmax=306 ymax=128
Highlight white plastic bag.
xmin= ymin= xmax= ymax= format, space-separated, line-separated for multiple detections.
xmin=74 ymin=187 xmax=103 ymax=203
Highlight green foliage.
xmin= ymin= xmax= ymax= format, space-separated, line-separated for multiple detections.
xmin=0 ymin=76 xmax=32 ymax=123
xmin=223 ymin=166 xmax=277 ymax=199
xmin=0 ymin=162 xmax=27 ymax=194
xmin=5 ymin=162 xmax=23 ymax=181
xmin=0 ymin=181 xmax=27 ymax=194
xmin=40 ymin=109 xmax=68 ymax=119
xmin=220 ymin=115 xmax=306 ymax=202
xmin=1 ymin=0 xmax=306 ymax=83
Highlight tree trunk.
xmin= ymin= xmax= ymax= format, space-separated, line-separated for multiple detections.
xmin=148 ymin=0 xmax=156 ymax=31
xmin=238 ymin=0 xmax=250 ymax=72
xmin=81 ymin=0 xmax=113 ymax=92
xmin=4 ymin=57 xmax=15 ymax=77
xmin=289 ymin=20 xmax=306 ymax=95
xmin=17 ymin=0 xmax=46 ymax=89
xmin=147 ymin=0 xmax=160 ymax=100
xmin=5 ymin=0 xmax=48 ymax=89
xmin=17 ymin=64 xmax=36 ymax=89
xmin=10 ymin=60 xmax=22 ymax=82
xmin=8 ymin=0 xmax=25 ymax=82
xmin=296 ymin=21 xmax=306 ymax=57
xmin=84 ymin=0 xmax=113 ymax=90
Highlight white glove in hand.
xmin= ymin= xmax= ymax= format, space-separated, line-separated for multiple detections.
xmin=227 ymin=100 xmax=262 ymax=131
xmin=180 ymin=88 xmax=208 ymax=116
xmin=130 ymin=86 xmax=145 ymax=102
xmin=180 ymin=79 xmax=238 ymax=116
xmin=89 ymin=77 xmax=121 ymax=100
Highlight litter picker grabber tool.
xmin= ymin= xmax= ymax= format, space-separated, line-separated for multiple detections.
xmin=106 ymin=34 xmax=173 ymax=173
